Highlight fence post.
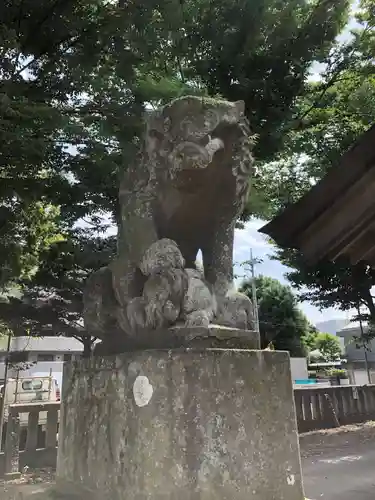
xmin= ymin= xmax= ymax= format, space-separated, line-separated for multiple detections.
xmin=293 ymin=390 xmax=304 ymax=432
xmin=0 ymin=395 xmax=4 ymax=452
xmin=4 ymin=411 xmax=21 ymax=479
xmin=46 ymin=407 xmax=59 ymax=449
xmin=26 ymin=410 xmax=39 ymax=452
xmin=323 ymin=393 xmax=340 ymax=428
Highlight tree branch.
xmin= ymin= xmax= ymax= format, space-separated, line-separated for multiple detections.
xmin=292 ymin=24 xmax=372 ymax=125
xmin=14 ymin=33 xmax=80 ymax=78
xmin=11 ymin=2 xmax=109 ymax=80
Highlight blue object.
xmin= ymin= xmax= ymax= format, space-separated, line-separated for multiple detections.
xmin=294 ymin=379 xmax=317 ymax=385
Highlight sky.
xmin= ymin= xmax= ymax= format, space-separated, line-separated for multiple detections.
xmin=233 ymin=220 xmax=352 ymax=325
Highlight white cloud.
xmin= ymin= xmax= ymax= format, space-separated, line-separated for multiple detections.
xmin=234 ymin=219 xmax=269 ymax=253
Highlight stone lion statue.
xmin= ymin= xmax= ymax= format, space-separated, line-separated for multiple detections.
xmin=83 ymin=96 xmax=256 ymax=351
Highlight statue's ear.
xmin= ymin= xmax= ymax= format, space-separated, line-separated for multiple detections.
xmin=234 ymin=100 xmax=245 ymax=115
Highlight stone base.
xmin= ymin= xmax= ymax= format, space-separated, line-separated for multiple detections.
xmin=57 ymin=348 xmax=304 ymax=500
xmin=94 ymin=324 xmax=260 ymax=355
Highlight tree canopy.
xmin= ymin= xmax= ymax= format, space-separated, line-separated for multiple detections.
xmin=240 ymin=275 xmax=310 ymax=356
xmin=303 ymin=327 xmax=343 ymax=362
xmin=310 ymin=332 xmax=343 ymax=362
xmin=274 ymin=251 xmax=375 ymax=319
xmin=0 ymin=0 xmax=364 ymax=349
xmin=254 ymin=0 xmax=375 ymax=217
xmin=265 ymin=0 xmax=375 ymax=329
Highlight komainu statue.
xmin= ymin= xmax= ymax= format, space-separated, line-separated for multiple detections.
xmin=84 ymin=96 xmax=257 ymax=353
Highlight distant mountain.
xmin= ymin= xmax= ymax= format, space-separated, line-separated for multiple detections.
xmin=315 ymin=319 xmax=351 ymax=335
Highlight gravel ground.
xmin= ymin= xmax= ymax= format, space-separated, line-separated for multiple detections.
xmin=300 ymin=421 xmax=375 ymax=459
xmin=1 ymin=468 xmax=55 ymax=499
xmin=301 ymin=422 xmax=375 ymax=500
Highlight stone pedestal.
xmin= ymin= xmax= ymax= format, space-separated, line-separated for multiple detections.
xmin=56 ymin=349 xmax=304 ymax=500
xmin=93 ymin=324 xmax=260 ymax=355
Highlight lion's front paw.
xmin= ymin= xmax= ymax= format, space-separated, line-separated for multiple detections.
xmin=215 ymin=292 xmax=254 ymax=330
xmin=185 ymin=310 xmax=211 ymax=328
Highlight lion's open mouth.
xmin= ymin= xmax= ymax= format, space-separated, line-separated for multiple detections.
xmin=170 ymin=122 xmax=236 ymax=174
xmin=176 ymin=136 xmax=224 ymax=168
xmin=171 ymin=127 xmax=234 ymax=192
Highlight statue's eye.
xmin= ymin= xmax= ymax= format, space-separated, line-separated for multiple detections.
xmin=203 ymin=109 xmax=218 ymax=130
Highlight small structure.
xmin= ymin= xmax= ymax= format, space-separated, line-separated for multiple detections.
xmin=337 ymin=322 xmax=375 ymax=384
xmin=260 ymin=124 xmax=375 ymax=265
xmin=0 ymin=336 xmax=83 ymax=388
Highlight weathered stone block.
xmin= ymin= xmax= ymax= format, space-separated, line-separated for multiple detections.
xmin=94 ymin=324 xmax=260 ymax=354
xmin=57 ymin=349 xmax=304 ymax=500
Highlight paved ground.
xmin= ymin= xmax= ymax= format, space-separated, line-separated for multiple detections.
xmin=2 ymin=423 xmax=375 ymax=499
xmin=301 ymin=422 xmax=375 ymax=500
xmin=1 ymin=469 xmax=54 ymax=499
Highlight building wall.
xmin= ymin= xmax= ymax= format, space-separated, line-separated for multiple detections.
xmin=0 ymin=359 xmax=81 ymax=389
xmin=290 ymin=358 xmax=308 ymax=381
xmin=337 ymin=326 xmax=375 ymax=363
xmin=0 ymin=336 xmax=84 ymax=387
xmin=8 ymin=361 xmax=67 ymax=389
xmin=352 ymin=369 xmax=371 ymax=385
xmin=0 ymin=336 xmax=84 ymax=353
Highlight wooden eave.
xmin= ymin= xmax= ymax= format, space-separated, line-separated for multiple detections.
xmin=259 ymin=124 xmax=375 ymax=266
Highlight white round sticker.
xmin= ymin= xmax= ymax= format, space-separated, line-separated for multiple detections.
xmin=133 ymin=375 xmax=153 ymax=407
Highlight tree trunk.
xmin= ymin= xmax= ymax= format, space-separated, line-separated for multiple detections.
xmin=82 ymin=337 xmax=92 ymax=358
xmin=361 ymin=287 xmax=375 ymax=322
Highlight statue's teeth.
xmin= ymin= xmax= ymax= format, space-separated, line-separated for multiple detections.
xmin=205 ymin=137 xmax=225 ymax=160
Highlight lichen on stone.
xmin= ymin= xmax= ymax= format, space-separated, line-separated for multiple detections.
xmin=83 ymin=96 xmax=257 ymax=353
